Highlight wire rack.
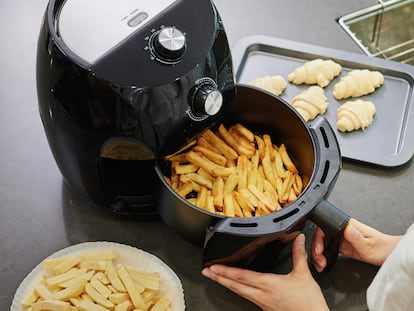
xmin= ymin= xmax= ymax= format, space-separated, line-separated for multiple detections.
xmin=338 ymin=0 xmax=414 ymax=65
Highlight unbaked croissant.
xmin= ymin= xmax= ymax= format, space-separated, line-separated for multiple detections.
xmin=337 ymin=99 xmax=376 ymax=132
xmin=250 ymin=75 xmax=287 ymax=96
xmin=288 ymin=59 xmax=342 ymax=87
xmin=290 ymin=86 xmax=328 ymax=122
xmin=333 ymin=69 xmax=384 ymax=100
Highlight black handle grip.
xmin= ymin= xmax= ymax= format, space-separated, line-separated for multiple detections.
xmin=309 ymin=199 xmax=350 ymax=272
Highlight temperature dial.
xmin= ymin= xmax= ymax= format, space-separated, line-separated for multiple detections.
xmin=152 ymin=27 xmax=186 ymax=62
xmin=192 ymin=84 xmax=223 ymax=116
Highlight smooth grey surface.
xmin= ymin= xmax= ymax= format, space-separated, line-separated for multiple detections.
xmin=1 ymin=1 xmax=413 ymax=311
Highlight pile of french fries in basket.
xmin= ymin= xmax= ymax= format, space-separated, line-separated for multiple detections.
xmin=164 ymin=123 xmax=304 ymax=217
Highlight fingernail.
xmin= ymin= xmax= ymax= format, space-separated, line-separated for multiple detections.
xmin=296 ymin=233 xmax=305 ymax=245
xmin=209 ymin=265 xmax=218 ymax=273
xmin=201 ymin=268 xmax=211 ymax=277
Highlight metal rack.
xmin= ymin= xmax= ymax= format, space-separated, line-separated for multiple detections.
xmin=338 ymin=0 xmax=414 ymax=65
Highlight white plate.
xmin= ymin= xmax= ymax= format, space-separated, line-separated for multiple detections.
xmin=10 ymin=241 xmax=185 ymax=311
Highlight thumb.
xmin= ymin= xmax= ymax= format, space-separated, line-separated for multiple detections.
xmin=343 ymin=223 xmax=365 ymax=250
xmin=291 ymin=234 xmax=309 ymax=274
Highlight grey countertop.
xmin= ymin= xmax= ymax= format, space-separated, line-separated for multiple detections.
xmin=1 ymin=1 xmax=413 ymax=310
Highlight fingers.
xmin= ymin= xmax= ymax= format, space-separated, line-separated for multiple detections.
xmin=311 ymin=228 xmax=327 ymax=273
xmin=291 ymin=234 xmax=311 ymax=274
xmin=201 ymin=265 xmax=265 ymax=305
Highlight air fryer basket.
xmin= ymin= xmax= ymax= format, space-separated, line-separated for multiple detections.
xmin=155 ymin=85 xmax=349 ymax=269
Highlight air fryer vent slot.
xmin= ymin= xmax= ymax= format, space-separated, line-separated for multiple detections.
xmin=229 ymin=222 xmax=259 ymax=228
xmin=319 ymin=126 xmax=330 ymax=148
xmin=272 ymin=208 xmax=299 ymax=222
xmin=320 ymin=160 xmax=330 ymax=184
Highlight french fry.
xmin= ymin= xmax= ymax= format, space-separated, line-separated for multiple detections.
xmin=186 ymin=172 xmax=213 ymax=190
xmin=54 ymin=279 xmax=87 ymax=301
xmin=164 ymin=123 xmax=304 ymax=217
xmin=279 ymin=143 xmax=299 ymax=174
xmin=174 ymin=163 xmax=198 ymax=175
xmin=218 ymin=124 xmax=255 ymax=157
xmin=117 ymin=265 xmax=146 ymax=310
xmin=263 ymin=134 xmax=275 ymax=161
xmin=223 ymin=193 xmax=235 ymax=217
xmin=247 ymin=184 xmax=277 ymax=212
xmin=255 ymin=135 xmax=266 ymax=159
xmin=230 ymin=123 xmax=255 ymax=142
xmin=175 ymin=181 xmax=193 ymax=198
xmin=212 ymin=177 xmax=224 ymax=211
xmin=31 ymin=299 xmax=71 ymax=311
xmin=186 ymin=150 xmax=220 ymax=175
xmin=197 ymin=136 xmax=221 ymax=154
xmin=202 ymin=129 xmax=238 ymax=160
xmin=193 ymin=145 xmax=227 ymax=166
xmin=236 ymin=155 xmax=248 ymax=190
xmin=223 ymin=171 xmax=239 ymax=195
xmin=212 ymin=166 xmax=236 ymax=177
xmin=195 ymin=186 xmax=208 ymax=209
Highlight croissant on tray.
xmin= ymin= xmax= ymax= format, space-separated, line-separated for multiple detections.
xmin=337 ymin=99 xmax=376 ymax=132
xmin=333 ymin=69 xmax=384 ymax=100
xmin=288 ymin=59 xmax=342 ymax=87
xmin=290 ymin=86 xmax=328 ymax=122
xmin=250 ymin=75 xmax=287 ymax=96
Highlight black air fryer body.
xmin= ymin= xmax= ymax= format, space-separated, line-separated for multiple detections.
xmin=37 ymin=0 xmax=234 ymax=216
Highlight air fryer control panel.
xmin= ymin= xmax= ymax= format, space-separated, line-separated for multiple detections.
xmin=58 ymin=0 xmax=179 ymax=64
xmin=56 ymin=0 xmax=220 ymax=87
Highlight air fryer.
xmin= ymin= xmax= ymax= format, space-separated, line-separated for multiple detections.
xmin=36 ymin=0 xmax=234 ymax=216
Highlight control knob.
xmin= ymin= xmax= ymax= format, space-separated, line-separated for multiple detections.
xmin=192 ymin=84 xmax=223 ymax=116
xmin=152 ymin=26 xmax=186 ymax=61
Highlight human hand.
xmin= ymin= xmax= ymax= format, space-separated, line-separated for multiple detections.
xmin=312 ymin=218 xmax=402 ymax=272
xmin=201 ymin=234 xmax=329 ymax=311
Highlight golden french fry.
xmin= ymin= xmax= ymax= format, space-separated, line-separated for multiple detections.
xmin=279 ymin=143 xmax=299 ymax=174
xmin=195 ymin=186 xmax=208 ymax=209
xmin=230 ymin=123 xmax=255 ymax=142
xmin=262 ymin=154 xmax=277 ymax=188
xmin=236 ymin=155 xmax=248 ymax=190
xmin=239 ymin=188 xmax=259 ymax=207
xmin=293 ymin=174 xmax=303 ymax=196
xmin=223 ymin=193 xmax=235 ymax=217
xmin=229 ymin=129 xmax=256 ymax=152
xmin=202 ymin=129 xmax=238 ymax=160
xmin=218 ymin=124 xmax=255 ymax=157
xmin=212 ymin=166 xmax=236 ymax=177
xmin=281 ymin=171 xmax=295 ymax=203
xmin=247 ymin=184 xmax=277 ymax=212
xmin=232 ymin=195 xmax=244 ymax=217
xmin=186 ymin=172 xmax=213 ymax=189
xmin=196 ymin=167 xmax=215 ymax=181
xmin=234 ymin=191 xmax=254 ymax=217
xmin=197 ymin=136 xmax=221 ymax=154
xmin=212 ymin=177 xmax=224 ymax=211
xmin=175 ymin=181 xmax=193 ymax=198
xmin=255 ymin=135 xmax=266 ymax=159
xmin=223 ymin=171 xmax=239 ymax=195
xmin=205 ymin=195 xmax=216 ymax=213
xmin=186 ymin=150 xmax=221 ymax=175
xmin=193 ymin=145 xmax=227 ymax=166
xmin=263 ymin=134 xmax=275 ymax=161
xmin=288 ymin=188 xmax=298 ymax=203
xmin=114 ymin=300 xmax=130 ymax=311
xmin=174 ymin=163 xmax=199 ymax=175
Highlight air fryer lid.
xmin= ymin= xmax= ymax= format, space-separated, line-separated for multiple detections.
xmin=54 ymin=0 xmax=218 ymax=86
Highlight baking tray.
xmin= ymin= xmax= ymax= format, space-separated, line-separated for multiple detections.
xmin=232 ymin=35 xmax=414 ymax=167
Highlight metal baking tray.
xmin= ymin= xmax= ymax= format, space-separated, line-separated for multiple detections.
xmin=232 ymin=35 xmax=414 ymax=167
